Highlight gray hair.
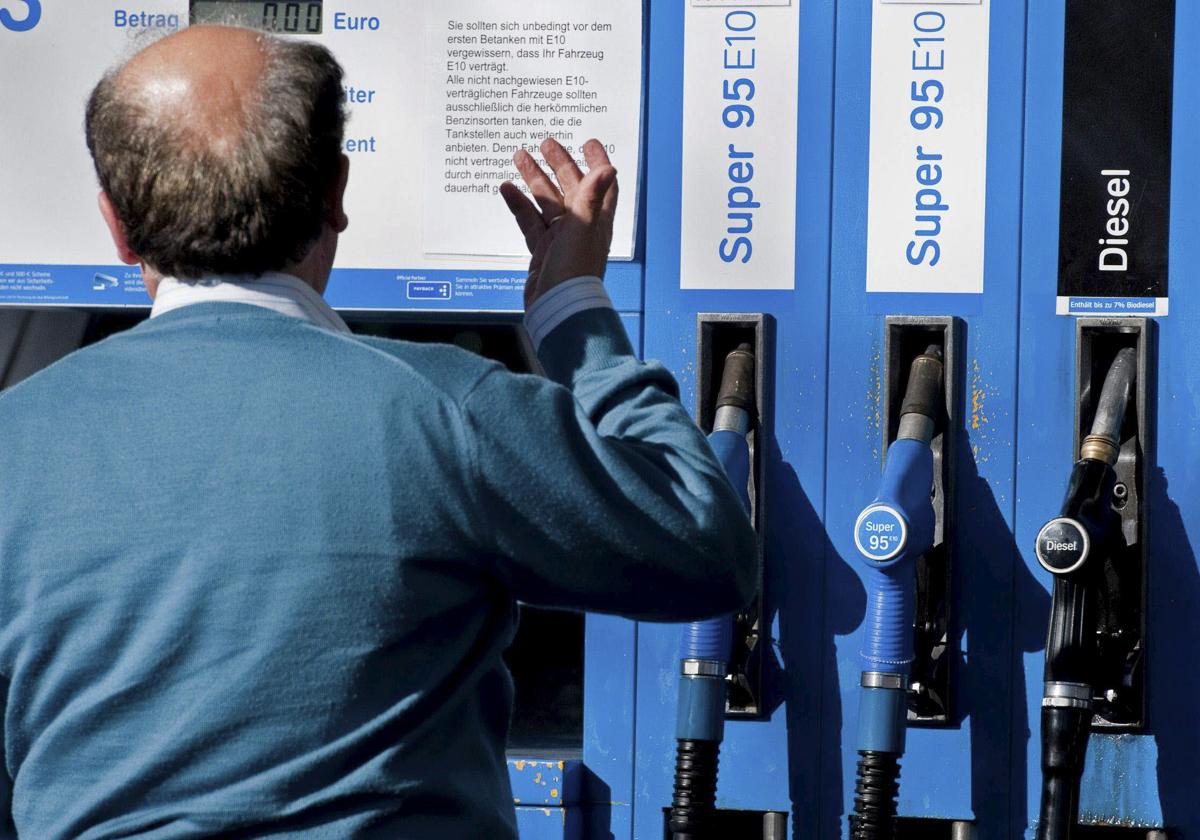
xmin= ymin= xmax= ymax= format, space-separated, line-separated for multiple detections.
xmin=85 ymin=31 xmax=346 ymax=279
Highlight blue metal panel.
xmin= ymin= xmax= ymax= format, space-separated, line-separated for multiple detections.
xmin=582 ymin=613 xmax=637 ymax=840
xmin=509 ymin=759 xmax=585 ymax=807
xmin=515 ymin=805 xmax=571 ymax=839
xmin=635 ymin=0 xmax=836 ymax=837
xmin=515 ymin=804 xmax=615 ymax=840
xmin=826 ymin=1 xmax=1029 ymax=837
xmin=1017 ymin=0 xmax=1199 ymax=834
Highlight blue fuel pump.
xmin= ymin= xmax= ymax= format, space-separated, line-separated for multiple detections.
xmin=668 ymin=344 xmax=755 ymax=840
xmin=849 ymin=346 xmax=943 ymax=839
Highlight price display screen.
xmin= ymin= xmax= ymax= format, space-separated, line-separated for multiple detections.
xmin=190 ymin=1 xmax=323 ymax=34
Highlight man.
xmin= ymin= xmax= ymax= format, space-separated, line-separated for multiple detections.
xmin=0 ymin=25 xmax=756 ymax=838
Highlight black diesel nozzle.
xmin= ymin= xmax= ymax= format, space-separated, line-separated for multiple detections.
xmin=1035 ymin=347 xmax=1136 ymax=840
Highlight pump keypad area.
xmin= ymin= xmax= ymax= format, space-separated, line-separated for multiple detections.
xmin=854 ymin=504 xmax=908 ymax=563
xmin=1035 ymin=517 xmax=1090 ymax=575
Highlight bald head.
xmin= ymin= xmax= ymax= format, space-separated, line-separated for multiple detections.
xmin=85 ymin=25 xmax=347 ymax=279
xmin=118 ymin=26 xmax=269 ymax=153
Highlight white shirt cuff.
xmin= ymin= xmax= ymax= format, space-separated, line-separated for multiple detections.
xmin=523 ymin=275 xmax=614 ymax=351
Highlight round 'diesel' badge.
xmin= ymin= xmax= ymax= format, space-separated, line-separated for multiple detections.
xmin=1035 ymin=517 xmax=1090 ymax=575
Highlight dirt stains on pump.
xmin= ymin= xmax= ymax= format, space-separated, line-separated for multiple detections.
xmin=867 ymin=341 xmax=883 ymax=461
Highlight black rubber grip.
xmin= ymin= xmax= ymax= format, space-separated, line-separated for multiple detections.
xmin=1037 ymin=706 xmax=1090 ymax=840
xmin=669 ymin=738 xmax=721 ymax=839
xmin=715 ymin=343 xmax=756 ymax=413
xmin=850 ymin=750 xmax=901 ymax=840
xmin=899 ymin=345 xmax=944 ymax=422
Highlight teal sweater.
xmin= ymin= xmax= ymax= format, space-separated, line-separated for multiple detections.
xmin=0 ymin=303 xmax=756 ymax=838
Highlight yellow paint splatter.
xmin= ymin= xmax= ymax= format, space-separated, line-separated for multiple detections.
xmin=513 ymin=760 xmax=526 ymax=771
xmin=971 ymin=359 xmax=988 ymax=431
xmin=533 ymin=772 xmax=543 ymax=785
xmin=550 ymin=788 xmax=559 ymax=798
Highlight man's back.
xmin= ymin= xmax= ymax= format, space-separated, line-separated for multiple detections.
xmin=0 ymin=304 xmax=521 ymax=838
xmin=0 ymin=302 xmax=755 ymax=838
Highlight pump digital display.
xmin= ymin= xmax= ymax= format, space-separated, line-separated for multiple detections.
xmin=190 ymin=1 xmax=323 ymax=34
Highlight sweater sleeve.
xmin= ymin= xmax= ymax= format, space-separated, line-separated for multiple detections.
xmin=460 ymin=307 xmax=758 ymax=621
xmin=0 ymin=676 xmax=13 ymax=840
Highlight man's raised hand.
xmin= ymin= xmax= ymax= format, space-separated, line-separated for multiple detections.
xmin=499 ymin=137 xmax=618 ymax=308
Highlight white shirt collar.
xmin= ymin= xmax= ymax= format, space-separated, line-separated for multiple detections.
xmin=150 ymin=272 xmax=351 ymax=334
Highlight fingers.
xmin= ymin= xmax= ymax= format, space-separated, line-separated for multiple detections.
xmin=579 ymin=139 xmax=617 ymax=221
xmin=601 ymin=169 xmax=619 ymax=221
xmin=500 ymin=181 xmax=547 ymax=253
xmin=542 ymin=137 xmax=584 ymax=192
xmin=512 ymin=138 xmax=617 ymax=228
xmin=514 ymin=149 xmax=565 ymax=222
xmin=581 ymin=138 xmax=612 ymax=172
xmin=580 ymin=166 xmax=616 ymax=215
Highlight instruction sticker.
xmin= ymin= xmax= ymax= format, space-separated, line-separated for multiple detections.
xmin=865 ymin=0 xmax=990 ymax=295
xmin=423 ymin=0 xmax=644 ymax=261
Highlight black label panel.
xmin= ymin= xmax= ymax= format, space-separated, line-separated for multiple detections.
xmin=1057 ymin=0 xmax=1175 ymax=313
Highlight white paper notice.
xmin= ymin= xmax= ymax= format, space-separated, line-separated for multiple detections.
xmin=424 ymin=0 xmax=643 ymax=260
xmin=865 ymin=0 xmax=990 ymax=295
xmin=679 ymin=3 xmax=798 ymax=290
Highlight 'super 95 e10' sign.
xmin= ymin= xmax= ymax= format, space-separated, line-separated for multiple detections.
xmin=679 ymin=1 xmax=799 ymax=290
xmin=866 ymin=0 xmax=990 ymax=297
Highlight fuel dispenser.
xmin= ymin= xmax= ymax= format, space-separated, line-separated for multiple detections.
xmin=1033 ymin=320 xmax=1152 ymax=840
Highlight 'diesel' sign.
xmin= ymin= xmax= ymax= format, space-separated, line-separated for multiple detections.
xmin=1056 ymin=0 xmax=1175 ymax=317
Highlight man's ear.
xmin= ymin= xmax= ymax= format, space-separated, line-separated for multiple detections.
xmin=326 ymin=154 xmax=350 ymax=233
xmin=97 ymin=191 xmax=141 ymax=265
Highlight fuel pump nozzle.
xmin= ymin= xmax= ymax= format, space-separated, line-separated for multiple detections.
xmin=669 ymin=344 xmax=755 ymax=840
xmin=849 ymin=346 xmax=943 ymax=840
xmin=1035 ymin=348 xmax=1136 ymax=840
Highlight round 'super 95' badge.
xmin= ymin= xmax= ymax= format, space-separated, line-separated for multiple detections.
xmin=854 ymin=504 xmax=908 ymax=563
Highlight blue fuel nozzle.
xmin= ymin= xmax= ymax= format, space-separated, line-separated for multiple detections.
xmin=849 ymin=346 xmax=942 ymax=840
xmin=670 ymin=344 xmax=756 ymax=840
xmin=854 ymin=347 xmax=941 ymax=682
